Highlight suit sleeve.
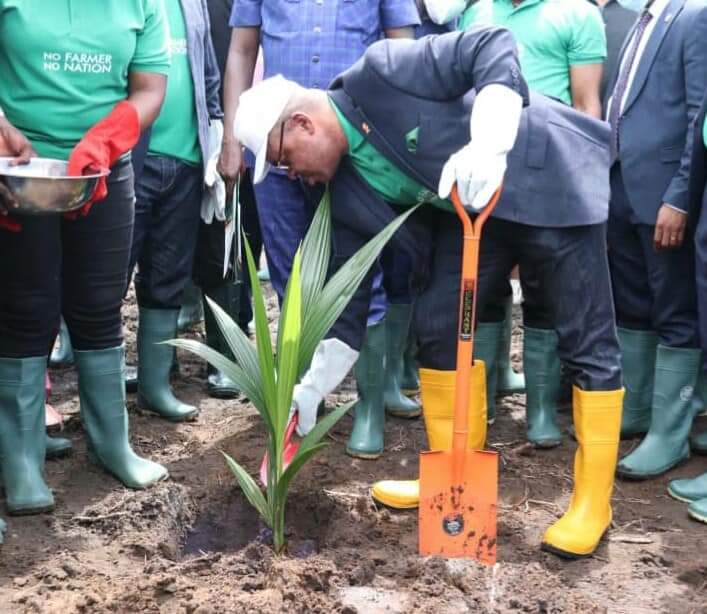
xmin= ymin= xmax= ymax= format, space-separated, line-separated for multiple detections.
xmin=662 ymin=8 xmax=707 ymax=211
xmin=368 ymin=28 xmax=529 ymax=104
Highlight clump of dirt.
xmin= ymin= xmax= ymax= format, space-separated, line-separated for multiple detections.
xmin=1 ymin=295 xmax=706 ymax=613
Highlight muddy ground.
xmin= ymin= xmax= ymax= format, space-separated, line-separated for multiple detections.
xmin=0 ymin=287 xmax=706 ymax=614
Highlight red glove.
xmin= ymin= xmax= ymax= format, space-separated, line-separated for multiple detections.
xmin=65 ymin=100 xmax=140 ymax=219
xmin=0 ymin=215 xmax=21 ymax=232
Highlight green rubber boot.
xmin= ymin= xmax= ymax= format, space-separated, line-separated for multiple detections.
xmin=668 ymin=471 xmax=707 ymax=503
xmin=617 ymin=345 xmax=701 ymax=480
xmin=400 ymin=327 xmax=420 ymax=397
xmin=347 ymin=321 xmax=386 ymax=459
xmin=497 ymin=297 xmax=525 ymax=395
xmin=137 ymin=308 xmax=199 ymax=422
xmin=203 ymin=283 xmax=241 ymax=400
xmin=75 ymin=346 xmax=168 ymax=489
xmin=523 ymin=327 xmax=562 ymax=448
xmin=690 ymin=371 xmax=707 ymax=417
xmin=617 ymin=327 xmax=659 ymax=438
xmin=177 ymin=281 xmax=204 ymax=333
xmin=0 ymin=517 xmax=6 ymax=544
xmin=49 ymin=318 xmax=74 ymax=367
xmin=691 ymin=429 xmax=707 ymax=455
xmin=46 ymin=434 xmax=72 ymax=459
xmin=383 ymin=305 xmax=421 ymax=418
xmin=0 ymin=356 xmax=54 ymax=515
xmin=688 ymin=496 xmax=707 ymax=523
xmin=473 ymin=321 xmax=502 ymax=424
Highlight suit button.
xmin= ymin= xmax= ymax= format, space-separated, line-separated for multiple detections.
xmin=312 ymin=55 xmax=320 ymax=63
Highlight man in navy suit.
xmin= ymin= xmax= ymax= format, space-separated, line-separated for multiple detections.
xmin=606 ymin=0 xmax=707 ymax=479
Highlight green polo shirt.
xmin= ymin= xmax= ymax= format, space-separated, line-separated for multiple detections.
xmin=148 ymin=0 xmax=201 ymax=165
xmin=329 ymin=98 xmax=452 ymax=212
xmin=460 ymin=0 xmax=606 ymax=106
xmin=0 ymin=0 xmax=171 ymax=160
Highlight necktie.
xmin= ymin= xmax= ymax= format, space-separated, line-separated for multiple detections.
xmin=608 ymin=8 xmax=653 ymax=158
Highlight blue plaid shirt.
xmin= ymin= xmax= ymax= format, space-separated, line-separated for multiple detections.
xmin=230 ymin=0 xmax=420 ymax=89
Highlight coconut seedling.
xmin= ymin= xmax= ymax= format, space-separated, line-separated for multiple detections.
xmin=171 ymin=193 xmax=415 ymax=552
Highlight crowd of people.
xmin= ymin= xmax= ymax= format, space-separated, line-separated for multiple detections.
xmin=0 ymin=0 xmax=706 ymax=563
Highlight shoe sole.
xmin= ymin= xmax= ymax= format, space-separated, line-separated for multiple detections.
xmin=667 ymin=487 xmax=699 ymax=504
xmin=401 ymin=388 xmax=420 ymax=397
xmin=346 ymin=448 xmax=382 ymax=460
xmin=370 ymin=491 xmax=419 ymax=510
xmin=208 ymin=389 xmax=240 ymax=400
xmin=616 ymin=455 xmax=690 ymax=481
xmin=386 ymin=409 xmax=421 ymax=419
xmin=541 ymin=528 xmax=608 ymax=560
xmin=532 ymin=439 xmax=562 ymax=450
xmin=8 ymin=503 xmax=55 ymax=516
xmin=687 ymin=508 xmax=707 ymax=523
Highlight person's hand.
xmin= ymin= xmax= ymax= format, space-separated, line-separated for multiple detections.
xmin=0 ymin=117 xmax=35 ymax=165
xmin=0 ymin=117 xmax=35 ymax=228
xmin=438 ymin=144 xmax=507 ymax=211
xmin=654 ymin=204 xmax=687 ymax=251
xmin=217 ymin=139 xmax=245 ymax=196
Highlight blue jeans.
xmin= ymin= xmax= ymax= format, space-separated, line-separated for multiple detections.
xmin=129 ymin=155 xmax=203 ymax=309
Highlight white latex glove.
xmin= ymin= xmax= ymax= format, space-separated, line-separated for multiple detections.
xmin=438 ymin=84 xmax=523 ymax=211
xmin=423 ymin=0 xmax=467 ymax=25
xmin=289 ymin=338 xmax=359 ymax=437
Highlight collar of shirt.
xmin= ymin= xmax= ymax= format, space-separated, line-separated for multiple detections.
xmin=496 ymin=0 xmax=544 ymax=10
xmin=647 ymin=0 xmax=671 ymax=19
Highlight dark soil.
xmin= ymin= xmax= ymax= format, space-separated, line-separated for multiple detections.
xmin=0 ymin=287 xmax=706 ymax=613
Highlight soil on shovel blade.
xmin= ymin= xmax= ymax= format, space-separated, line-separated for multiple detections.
xmin=0 ymin=286 xmax=706 ymax=613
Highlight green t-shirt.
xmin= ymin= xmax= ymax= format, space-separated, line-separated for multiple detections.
xmin=147 ymin=0 xmax=201 ymax=164
xmin=460 ymin=0 xmax=606 ymax=105
xmin=329 ymin=98 xmax=453 ymax=212
xmin=0 ymin=0 xmax=171 ymax=160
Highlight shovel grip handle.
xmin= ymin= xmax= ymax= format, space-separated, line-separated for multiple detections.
xmin=450 ymin=185 xmax=502 ymax=455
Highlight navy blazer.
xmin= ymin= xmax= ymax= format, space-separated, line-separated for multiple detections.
xmin=329 ymin=30 xmax=612 ymax=228
xmin=609 ymin=0 xmax=707 ymax=224
xmin=687 ymin=92 xmax=707 ymax=223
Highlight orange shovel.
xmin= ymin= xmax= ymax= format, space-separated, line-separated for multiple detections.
xmin=418 ymin=185 xmax=501 ymax=564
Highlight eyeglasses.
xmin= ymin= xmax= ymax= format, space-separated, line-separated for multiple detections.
xmin=275 ymin=120 xmax=288 ymax=170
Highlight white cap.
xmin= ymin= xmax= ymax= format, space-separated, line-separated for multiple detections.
xmin=234 ymin=75 xmax=298 ymax=184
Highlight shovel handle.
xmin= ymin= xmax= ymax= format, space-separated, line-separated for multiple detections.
xmin=450 ymin=184 xmax=502 ymax=454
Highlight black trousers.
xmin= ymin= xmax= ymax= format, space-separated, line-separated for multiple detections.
xmin=413 ymin=212 xmax=621 ymax=390
xmin=608 ymin=164 xmax=699 ymax=348
xmin=193 ymin=170 xmax=261 ymax=328
xmin=129 ymin=155 xmax=203 ymax=310
xmin=0 ymin=157 xmax=134 ymax=357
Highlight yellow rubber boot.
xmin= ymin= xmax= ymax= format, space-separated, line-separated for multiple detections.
xmin=371 ymin=363 xmax=487 ymax=509
xmin=542 ymin=386 xmax=624 ymax=558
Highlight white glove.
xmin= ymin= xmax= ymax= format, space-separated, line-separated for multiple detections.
xmin=438 ymin=84 xmax=523 ymax=211
xmin=290 ymin=338 xmax=359 ymax=437
xmin=423 ymin=0 xmax=467 ymax=25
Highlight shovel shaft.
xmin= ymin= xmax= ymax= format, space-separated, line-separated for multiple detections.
xmin=450 ymin=186 xmax=501 ymax=457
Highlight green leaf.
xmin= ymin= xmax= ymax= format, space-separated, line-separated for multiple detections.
xmin=275 ymin=249 xmax=302 ymax=438
xmin=203 ymin=297 xmax=261 ymax=390
xmin=166 ymin=339 xmax=272 ymax=433
xmin=297 ymin=400 xmax=354 ymax=458
xmin=221 ymin=452 xmax=272 ymax=527
xmin=299 ymin=206 xmax=419 ymax=370
xmin=274 ymin=442 xmax=329 ymax=505
xmin=300 ymin=191 xmax=331 ymax=322
xmin=243 ymin=236 xmax=278 ymax=418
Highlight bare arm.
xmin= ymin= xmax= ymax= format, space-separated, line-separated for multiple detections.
xmin=218 ymin=26 xmax=260 ymax=191
xmin=127 ymin=71 xmax=168 ymax=131
xmin=569 ymin=63 xmax=603 ymax=119
xmin=384 ymin=26 xmax=415 ymax=39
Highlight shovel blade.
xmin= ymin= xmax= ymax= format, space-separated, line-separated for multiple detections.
xmin=419 ymin=449 xmax=498 ymax=564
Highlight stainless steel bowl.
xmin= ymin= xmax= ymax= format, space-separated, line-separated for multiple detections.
xmin=0 ymin=157 xmax=109 ymax=215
